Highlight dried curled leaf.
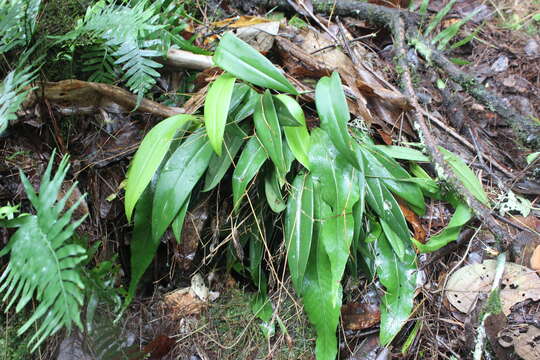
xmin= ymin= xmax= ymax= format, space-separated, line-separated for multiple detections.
xmin=446 ymin=260 xmax=540 ymax=315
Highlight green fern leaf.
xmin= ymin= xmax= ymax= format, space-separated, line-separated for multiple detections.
xmin=82 ymin=45 xmax=118 ymax=83
xmin=0 ymin=152 xmax=87 ymax=352
xmin=0 ymin=67 xmax=37 ymax=134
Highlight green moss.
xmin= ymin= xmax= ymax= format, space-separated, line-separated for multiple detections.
xmin=481 ymin=288 xmax=503 ymax=317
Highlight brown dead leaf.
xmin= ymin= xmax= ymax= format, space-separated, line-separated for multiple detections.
xmin=498 ymin=325 xmax=540 ymax=360
xmin=367 ymin=0 xmax=408 ymax=7
xmin=398 ymin=199 xmax=427 ymax=244
xmin=164 ymin=289 xmax=205 ymax=318
xmin=530 ymin=245 xmax=540 ymax=270
xmin=356 ymin=79 xmax=411 ymax=110
xmin=512 ymin=216 xmax=540 ymax=232
xmin=236 ymin=21 xmax=280 ymax=52
xmin=341 ymin=302 xmax=380 ymax=331
xmin=446 ymin=260 xmax=540 ymax=315
xmin=375 ymin=128 xmax=393 ymax=145
xmin=212 ymin=16 xmax=272 ymax=28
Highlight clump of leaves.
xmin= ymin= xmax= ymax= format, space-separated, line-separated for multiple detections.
xmin=124 ymin=33 xmax=480 ymax=359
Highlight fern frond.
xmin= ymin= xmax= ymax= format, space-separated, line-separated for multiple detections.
xmin=81 ymin=44 xmax=118 ymax=83
xmin=76 ymin=0 xmax=164 ymax=103
xmin=0 ymin=152 xmax=88 ymax=352
xmin=0 ymin=66 xmax=37 ymax=134
xmin=0 ymin=0 xmax=42 ymax=53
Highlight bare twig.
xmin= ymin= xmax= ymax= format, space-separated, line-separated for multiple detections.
xmin=391 ymin=15 xmax=510 ymax=250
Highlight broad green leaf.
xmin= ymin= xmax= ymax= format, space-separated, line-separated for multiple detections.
xmin=274 ymin=94 xmax=302 ymax=127
xmin=413 ymin=196 xmax=472 ymax=252
xmin=363 ymin=146 xmax=425 ymax=215
xmin=302 ymin=189 xmax=340 ymax=360
xmin=315 ymin=72 xmax=359 ymax=168
xmin=409 ymin=164 xmax=441 ymax=197
xmin=231 ymin=89 xmax=260 ymax=123
xmin=254 ymin=90 xmax=287 ymax=177
xmin=232 ymin=136 xmax=267 ymax=211
xmin=380 ymin=219 xmax=405 ymax=260
xmin=152 ymin=129 xmax=213 ymax=241
xmin=373 ymin=227 xmax=416 ymax=345
xmin=213 ymin=32 xmax=297 ymax=94
xmin=127 ymin=185 xmax=155 ymax=303
xmin=171 ymin=195 xmax=190 ymax=243
xmin=124 ymin=114 xmax=193 ymax=221
xmin=439 ymin=146 xmax=490 ymax=206
xmin=358 ymin=147 xmax=410 ymax=253
xmin=204 ymin=73 xmax=236 ymax=156
xmin=285 ymin=173 xmax=314 ymax=292
xmin=228 ymin=83 xmax=251 ymax=116
xmin=202 ymin=128 xmax=245 ymax=192
xmin=264 ymin=165 xmax=286 ymax=213
xmin=374 ymin=145 xmax=430 ymax=162
xmin=309 ymin=129 xmax=359 ymax=305
xmin=276 ymin=94 xmax=311 ymax=170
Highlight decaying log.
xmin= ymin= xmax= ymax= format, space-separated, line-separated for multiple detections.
xmin=26 ymin=80 xmax=184 ymax=118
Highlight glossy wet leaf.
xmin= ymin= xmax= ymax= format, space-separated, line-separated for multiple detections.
xmin=439 ymin=146 xmax=490 ymax=206
xmin=274 ymin=94 xmax=302 ymax=127
xmin=203 ymin=128 xmax=245 ymax=192
xmin=285 ymin=173 xmax=314 ymax=292
xmin=373 ymin=226 xmax=416 ymax=345
xmin=232 ymin=136 xmax=267 ymax=211
xmin=413 ymin=196 xmax=472 ymax=252
xmin=125 ymin=114 xmax=193 ymax=221
xmin=309 ymin=129 xmax=360 ymax=305
xmin=264 ymin=165 xmax=286 ymax=213
xmin=152 ymin=129 xmax=213 ymax=241
xmin=302 ymin=189 xmax=340 ymax=360
xmin=374 ymin=145 xmax=430 ymax=162
xmin=363 ymin=145 xmax=425 ymax=215
xmin=213 ymin=32 xmax=297 ymax=94
xmin=275 ymin=94 xmax=311 ymax=170
xmin=228 ymin=83 xmax=251 ymax=116
xmin=204 ymin=73 xmax=236 ymax=156
xmin=358 ymin=146 xmax=409 ymax=258
xmin=127 ymin=185 xmax=155 ymax=303
xmin=171 ymin=195 xmax=190 ymax=243
xmin=231 ymin=89 xmax=260 ymax=123
xmin=254 ymin=90 xmax=287 ymax=177
xmin=315 ymin=72 xmax=358 ymax=168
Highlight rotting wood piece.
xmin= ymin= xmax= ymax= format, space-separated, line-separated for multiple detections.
xmin=26 ymin=80 xmax=184 ymax=118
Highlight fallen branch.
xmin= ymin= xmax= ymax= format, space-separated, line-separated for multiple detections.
xmin=391 ymin=15 xmax=510 ymax=249
xmin=25 ymin=80 xmax=184 ymax=118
